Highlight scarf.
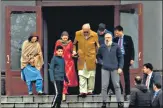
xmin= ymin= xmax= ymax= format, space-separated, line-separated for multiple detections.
xmin=20 ymin=40 xmax=44 ymax=70
xmin=58 ymin=39 xmax=71 ymax=46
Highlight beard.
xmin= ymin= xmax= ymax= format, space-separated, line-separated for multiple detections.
xmin=105 ymin=40 xmax=112 ymax=46
xmin=83 ymin=33 xmax=89 ymax=37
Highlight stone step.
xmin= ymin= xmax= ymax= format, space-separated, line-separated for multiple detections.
xmin=1 ymin=95 xmax=130 ymax=108
xmin=1 ymin=102 xmax=129 ymax=108
xmin=1 ymin=95 xmax=127 ymax=103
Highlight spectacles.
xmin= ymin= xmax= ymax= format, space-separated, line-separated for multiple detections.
xmin=105 ymin=37 xmax=111 ymax=39
xmin=83 ymin=31 xmax=89 ymax=34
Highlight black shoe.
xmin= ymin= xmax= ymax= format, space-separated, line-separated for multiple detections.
xmin=87 ymin=92 xmax=93 ymax=95
xmin=78 ymin=93 xmax=87 ymax=98
xmin=118 ymin=102 xmax=124 ymax=108
xmin=101 ymin=102 xmax=106 ymax=108
xmin=51 ymin=106 xmax=55 ymax=108
xmin=124 ymin=95 xmax=128 ymax=101
xmin=108 ymin=90 xmax=114 ymax=95
xmin=56 ymin=105 xmax=61 ymax=108
xmin=51 ymin=103 xmax=56 ymax=108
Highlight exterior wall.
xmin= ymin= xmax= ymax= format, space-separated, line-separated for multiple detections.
xmin=0 ymin=1 xmax=36 ymax=71
xmin=0 ymin=0 xmax=162 ymax=94
xmin=1 ymin=2 xmax=161 ymax=70
xmin=121 ymin=1 xmax=162 ymax=70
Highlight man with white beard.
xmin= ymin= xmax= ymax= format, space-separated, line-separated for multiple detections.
xmin=73 ymin=23 xmax=99 ymax=97
xmin=96 ymin=33 xmax=124 ymax=108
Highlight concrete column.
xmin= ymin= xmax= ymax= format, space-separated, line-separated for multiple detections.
xmin=0 ymin=0 xmax=2 ymax=96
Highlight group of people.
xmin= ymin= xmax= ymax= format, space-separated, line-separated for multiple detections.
xmin=20 ymin=23 xmax=162 ymax=108
xmin=129 ymin=63 xmax=162 ymax=108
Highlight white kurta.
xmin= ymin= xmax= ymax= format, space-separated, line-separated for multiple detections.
xmin=78 ymin=63 xmax=95 ymax=93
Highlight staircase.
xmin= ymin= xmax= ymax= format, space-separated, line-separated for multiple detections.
xmin=1 ymin=95 xmax=129 ymax=108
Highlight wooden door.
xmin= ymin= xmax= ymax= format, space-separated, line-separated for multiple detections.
xmin=114 ymin=3 xmax=143 ymax=87
xmin=5 ymin=6 xmax=42 ymax=95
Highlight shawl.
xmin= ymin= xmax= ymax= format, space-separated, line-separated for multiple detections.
xmin=58 ymin=39 xmax=71 ymax=46
xmin=20 ymin=40 xmax=44 ymax=70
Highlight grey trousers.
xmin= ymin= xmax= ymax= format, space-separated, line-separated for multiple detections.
xmin=101 ymin=69 xmax=122 ymax=102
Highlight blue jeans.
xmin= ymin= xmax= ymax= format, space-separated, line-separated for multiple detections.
xmin=26 ymin=79 xmax=43 ymax=94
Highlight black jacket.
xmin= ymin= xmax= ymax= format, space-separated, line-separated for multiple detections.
xmin=96 ymin=42 xmax=124 ymax=71
xmin=129 ymin=84 xmax=152 ymax=108
xmin=142 ymin=72 xmax=162 ymax=93
xmin=113 ymin=35 xmax=135 ymax=62
xmin=49 ymin=56 xmax=68 ymax=82
xmin=152 ymin=90 xmax=163 ymax=108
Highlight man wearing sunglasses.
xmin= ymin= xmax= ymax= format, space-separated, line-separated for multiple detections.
xmin=73 ymin=23 xmax=99 ymax=97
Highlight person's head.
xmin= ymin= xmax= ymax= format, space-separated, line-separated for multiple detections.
xmin=114 ymin=25 xmax=124 ymax=37
xmin=143 ymin=63 xmax=153 ymax=74
xmin=56 ymin=45 xmax=63 ymax=56
xmin=28 ymin=32 xmax=39 ymax=43
xmin=104 ymin=33 xmax=113 ymax=46
xmin=153 ymin=82 xmax=162 ymax=91
xmin=98 ymin=23 xmax=106 ymax=35
xmin=82 ymin=23 xmax=91 ymax=37
xmin=134 ymin=76 xmax=142 ymax=85
xmin=61 ymin=31 xmax=69 ymax=42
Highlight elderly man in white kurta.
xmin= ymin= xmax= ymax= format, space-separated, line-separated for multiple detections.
xmin=73 ymin=23 xmax=99 ymax=97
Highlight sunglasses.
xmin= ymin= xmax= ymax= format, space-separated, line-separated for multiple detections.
xmin=83 ymin=31 xmax=89 ymax=34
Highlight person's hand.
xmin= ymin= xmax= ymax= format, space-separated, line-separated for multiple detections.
xmin=95 ymin=59 xmax=98 ymax=64
xmin=117 ymin=68 xmax=123 ymax=75
xmin=66 ymin=80 xmax=69 ymax=84
xmin=29 ymin=59 xmax=35 ymax=66
xmin=130 ymin=60 xmax=134 ymax=65
xmin=72 ymin=51 xmax=77 ymax=56
xmin=29 ymin=59 xmax=35 ymax=63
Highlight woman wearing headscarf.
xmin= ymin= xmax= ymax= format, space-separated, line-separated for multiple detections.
xmin=54 ymin=31 xmax=78 ymax=100
xmin=21 ymin=32 xmax=44 ymax=95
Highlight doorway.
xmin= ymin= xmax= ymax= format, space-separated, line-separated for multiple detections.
xmin=42 ymin=6 xmax=115 ymax=94
xmin=5 ymin=3 xmax=143 ymax=95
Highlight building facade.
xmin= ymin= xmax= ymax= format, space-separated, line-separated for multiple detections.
xmin=0 ymin=0 xmax=162 ymax=95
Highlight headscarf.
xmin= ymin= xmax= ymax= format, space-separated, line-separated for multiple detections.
xmin=21 ymin=33 xmax=44 ymax=70
xmin=59 ymin=31 xmax=70 ymax=45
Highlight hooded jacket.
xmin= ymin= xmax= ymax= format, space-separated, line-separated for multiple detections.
xmin=129 ymin=84 xmax=152 ymax=108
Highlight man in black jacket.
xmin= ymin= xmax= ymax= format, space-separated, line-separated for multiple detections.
xmin=129 ymin=76 xmax=152 ymax=108
xmin=97 ymin=33 xmax=124 ymax=108
xmin=114 ymin=25 xmax=135 ymax=100
xmin=152 ymin=82 xmax=163 ymax=108
xmin=142 ymin=63 xmax=162 ymax=93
